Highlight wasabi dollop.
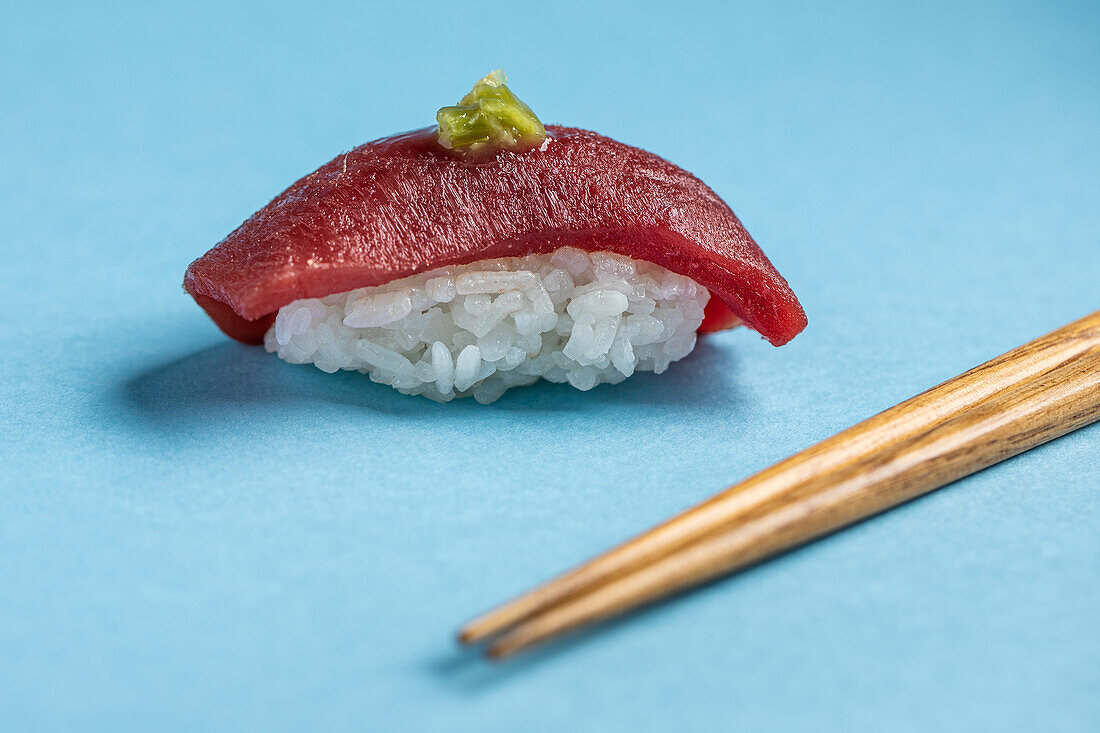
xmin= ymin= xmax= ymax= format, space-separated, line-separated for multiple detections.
xmin=436 ymin=70 xmax=546 ymax=159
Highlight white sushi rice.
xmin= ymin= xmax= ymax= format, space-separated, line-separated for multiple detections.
xmin=264 ymin=247 xmax=710 ymax=403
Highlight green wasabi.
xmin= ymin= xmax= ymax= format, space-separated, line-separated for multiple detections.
xmin=436 ymin=70 xmax=547 ymax=158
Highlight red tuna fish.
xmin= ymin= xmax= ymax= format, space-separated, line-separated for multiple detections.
xmin=185 ymin=126 xmax=806 ymax=346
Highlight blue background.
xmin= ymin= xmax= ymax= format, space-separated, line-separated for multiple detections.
xmin=2 ymin=1 xmax=1098 ymax=730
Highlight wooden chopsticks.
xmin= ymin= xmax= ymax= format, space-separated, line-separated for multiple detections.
xmin=460 ymin=309 xmax=1100 ymax=658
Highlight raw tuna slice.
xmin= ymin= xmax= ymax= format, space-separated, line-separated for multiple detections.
xmin=185 ymin=125 xmax=806 ymax=346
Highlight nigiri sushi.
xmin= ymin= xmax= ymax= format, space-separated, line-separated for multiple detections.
xmin=185 ymin=71 xmax=806 ymax=403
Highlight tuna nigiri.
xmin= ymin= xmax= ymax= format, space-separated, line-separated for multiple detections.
xmin=185 ymin=71 xmax=806 ymax=403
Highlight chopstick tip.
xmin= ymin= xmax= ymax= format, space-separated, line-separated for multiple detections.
xmin=485 ymin=639 xmax=517 ymax=660
xmin=458 ymin=611 xmax=511 ymax=645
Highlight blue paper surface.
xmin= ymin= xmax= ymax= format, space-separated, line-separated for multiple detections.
xmin=2 ymin=1 xmax=1098 ymax=729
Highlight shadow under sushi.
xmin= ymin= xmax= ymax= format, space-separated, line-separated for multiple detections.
xmin=122 ymin=339 xmax=739 ymax=430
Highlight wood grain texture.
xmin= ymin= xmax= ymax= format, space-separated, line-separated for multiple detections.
xmin=457 ymin=310 xmax=1100 ymax=656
